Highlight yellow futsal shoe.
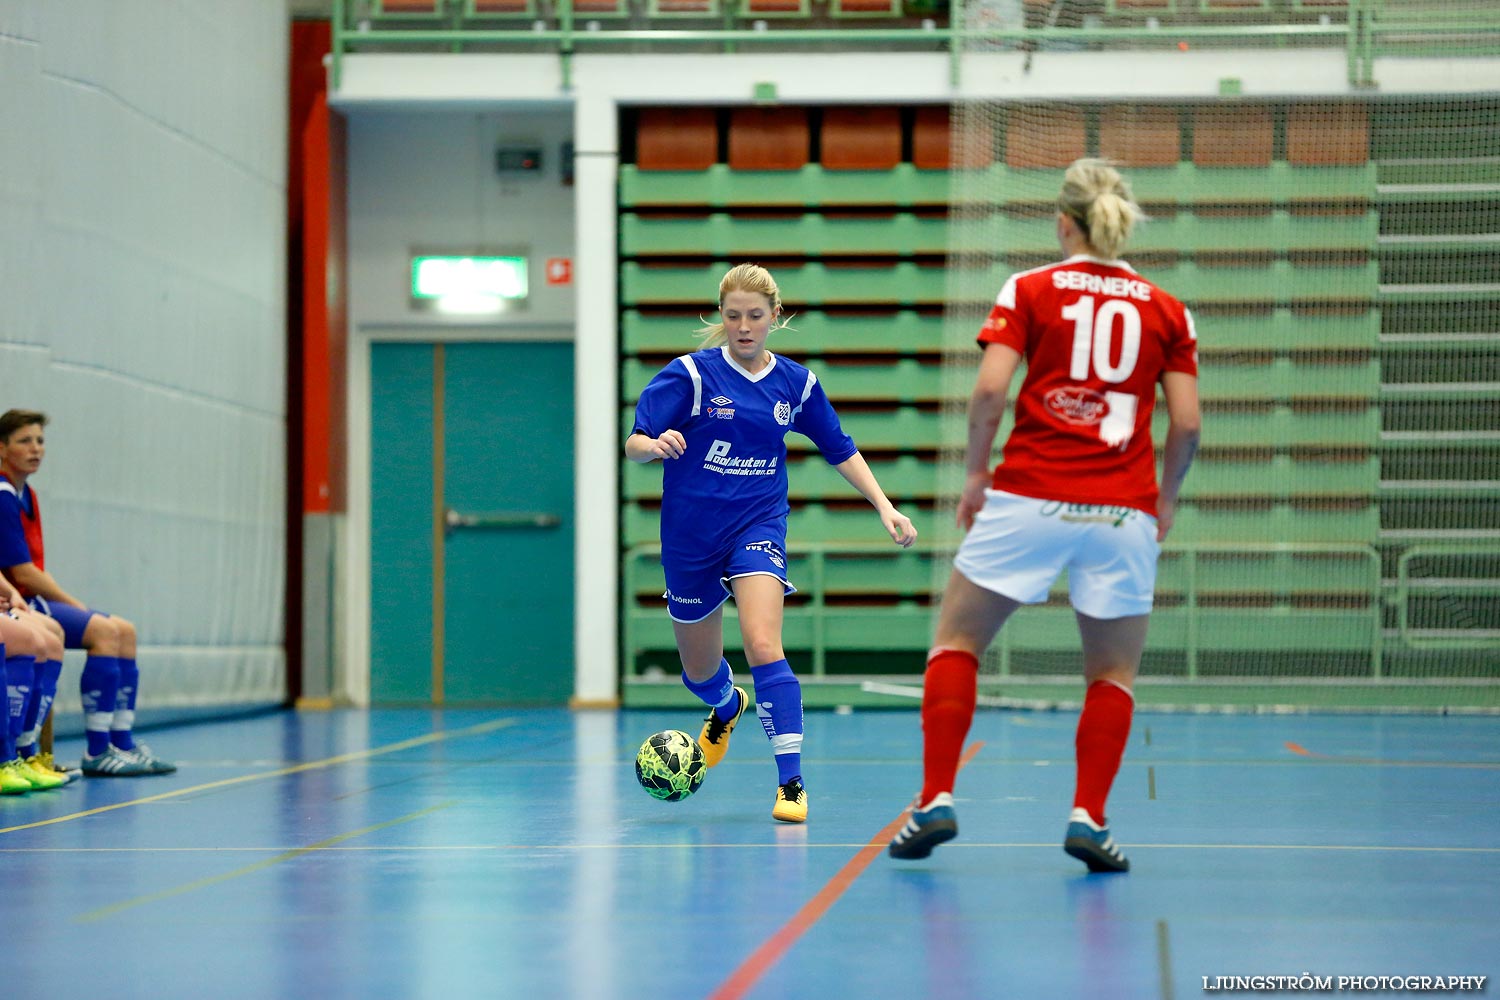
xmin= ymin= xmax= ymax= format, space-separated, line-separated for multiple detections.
xmin=0 ymin=760 xmax=34 ymax=795
xmin=697 ymin=686 xmax=748 ymax=768
xmin=772 ymin=777 xmax=808 ymax=824
xmin=38 ymin=752 xmax=81 ymax=785
xmin=19 ymin=756 xmax=68 ymax=790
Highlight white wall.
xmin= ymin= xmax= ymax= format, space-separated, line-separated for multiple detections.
xmin=347 ymin=108 xmax=577 ymax=333
xmin=340 ymin=107 xmax=577 ymax=705
xmin=0 ymin=0 xmax=289 ymax=711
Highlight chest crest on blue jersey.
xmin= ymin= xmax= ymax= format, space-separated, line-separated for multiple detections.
xmin=773 ymin=401 xmax=792 ymax=426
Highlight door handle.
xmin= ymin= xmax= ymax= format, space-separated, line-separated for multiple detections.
xmin=444 ymin=508 xmax=563 ymax=533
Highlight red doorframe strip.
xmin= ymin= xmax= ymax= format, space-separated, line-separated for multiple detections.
xmin=708 ymin=740 xmax=986 ymax=1000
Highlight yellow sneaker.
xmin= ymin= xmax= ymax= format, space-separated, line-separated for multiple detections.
xmin=37 ymin=752 xmax=80 ymax=784
xmin=19 ymin=756 xmax=68 ymax=790
xmin=697 ymin=685 xmax=748 ymax=769
xmin=0 ymin=760 xmax=33 ymax=795
xmin=772 ymin=777 xmax=808 ymax=823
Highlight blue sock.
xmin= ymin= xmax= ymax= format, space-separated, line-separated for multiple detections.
xmin=681 ymin=658 xmax=740 ymax=720
xmin=110 ymin=657 xmax=140 ymax=751
xmin=0 ymin=654 xmax=13 ymax=763
xmin=750 ymin=658 xmax=803 ymax=787
xmin=6 ymin=655 xmax=35 ymax=763
xmin=18 ymin=659 xmax=62 ymax=758
xmin=81 ymin=655 xmax=120 ymax=757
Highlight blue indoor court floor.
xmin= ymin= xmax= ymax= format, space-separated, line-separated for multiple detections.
xmin=2 ymin=707 xmax=1496 ymax=1000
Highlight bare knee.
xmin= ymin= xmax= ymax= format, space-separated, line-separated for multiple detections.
xmin=39 ymin=616 xmax=64 ymax=661
xmin=112 ymin=617 xmax=138 ymax=657
xmin=741 ymin=634 xmax=785 ymax=667
xmin=1 ymin=617 xmax=43 ymax=659
xmin=82 ymin=614 xmax=123 ymax=656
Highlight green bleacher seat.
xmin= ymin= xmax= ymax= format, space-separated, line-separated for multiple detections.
xmin=1151 ymin=405 xmax=1379 ymax=449
xmin=620 ymin=164 xmax=955 ymax=209
xmin=1197 ymin=356 xmax=1380 ymax=402
xmin=624 ymin=453 xmax=939 ymax=502
xmin=620 ymin=357 xmax=946 ymax=404
xmin=622 ymin=261 xmax=954 ymax=306
xmin=1180 ymin=455 xmax=1379 ymax=500
xmin=1169 ymin=502 xmax=1379 ymax=544
xmin=621 ymin=309 xmax=948 ymax=356
xmin=1194 ymin=309 xmax=1379 ymax=353
xmin=1143 ymin=260 xmax=1379 ymax=307
xmin=620 ymin=212 xmax=951 ymax=258
xmin=619 ymin=405 xmax=947 ymax=453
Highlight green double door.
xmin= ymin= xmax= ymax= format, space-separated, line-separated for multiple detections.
xmin=370 ymin=340 xmax=574 ymax=705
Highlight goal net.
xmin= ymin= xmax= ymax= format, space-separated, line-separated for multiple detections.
xmin=937 ymin=89 xmax=1500 ymax=713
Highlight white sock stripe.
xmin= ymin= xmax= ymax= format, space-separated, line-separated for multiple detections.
xmin=1097 ymin=678 xmax=1136 ymax=700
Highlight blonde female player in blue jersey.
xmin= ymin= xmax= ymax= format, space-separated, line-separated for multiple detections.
xmin=626 ymin=263 xmax=917 ymax=823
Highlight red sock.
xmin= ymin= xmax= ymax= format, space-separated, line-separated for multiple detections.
xmin=1073 ymin=680 xmax=1134 ymax=826
xmin=920 ymin=648 xmax=978 ymax=805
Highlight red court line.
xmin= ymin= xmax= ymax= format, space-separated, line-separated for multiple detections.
xmin=708 ymin=741 xmax=986 ymax=1000
xmin=1282 ymin=741 xmax=1496 ymax=768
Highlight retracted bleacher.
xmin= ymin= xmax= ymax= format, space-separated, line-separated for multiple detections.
xmin=620 ymin=99 xmax=1495 ymax=709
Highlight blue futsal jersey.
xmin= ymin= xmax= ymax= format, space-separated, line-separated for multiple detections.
xmin=632 ymin=347 xmax=857 ymax=562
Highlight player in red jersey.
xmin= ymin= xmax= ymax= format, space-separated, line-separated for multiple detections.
xmin=889 ymin=159 xmax=1201 ymax=871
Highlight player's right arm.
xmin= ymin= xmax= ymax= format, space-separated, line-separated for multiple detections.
xmin=1156 ymin=371 xmax=1200 ymax=542
xmin=626 ymin=359 xmax=695 ymax=464
xmin=3 ymin=560 xmax=85 ymax=610
xmin=959 ymin=342 xmax=1023 ymax=531
xmin=0 ymin=489 xmax=86 ymax=609
xmin=625 ymin=429 xmax=687 ymax=464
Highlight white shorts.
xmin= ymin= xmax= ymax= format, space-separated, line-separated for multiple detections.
xmin=953 ymin=489 xmax=1161 ymax=619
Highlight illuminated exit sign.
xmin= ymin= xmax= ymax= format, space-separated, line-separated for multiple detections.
xmin=411 ymin=255 xmax=529 ymax=303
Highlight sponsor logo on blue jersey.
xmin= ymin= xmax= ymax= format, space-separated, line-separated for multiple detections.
xmin=703 ymin=439 xmax=779 ymax=477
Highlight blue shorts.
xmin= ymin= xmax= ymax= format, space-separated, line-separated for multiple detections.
xmin=28 ymin=596 xmax=107 ymax=649
xmin=662 ymin=520 xmax=797 ymax=624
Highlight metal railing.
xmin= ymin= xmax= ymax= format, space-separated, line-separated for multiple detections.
xmin=623 ymin=539 xmax=1387 ymax=678
xmin=1393 ymin=543 xmax=1500 ymax=650
xmin=331 ymin=0 xmax=1367 ymax=90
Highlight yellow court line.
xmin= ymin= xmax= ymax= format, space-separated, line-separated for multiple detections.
xmin=6 ymin=840 xmax=1498 ymax=856
xmin=76 ymin=801 xmax=458 ymax=924
xmin=0 ymin=716 xmax=518 ymax=836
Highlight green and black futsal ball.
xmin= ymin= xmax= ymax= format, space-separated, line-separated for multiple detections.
xmin=634 ymin=730 xmax=706 ymax=801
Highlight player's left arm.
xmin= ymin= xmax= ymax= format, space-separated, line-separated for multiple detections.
xmin=832 ymin=453 xmax=917 ymax=549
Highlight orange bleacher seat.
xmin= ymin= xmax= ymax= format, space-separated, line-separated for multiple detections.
xmin=378 ymin=0 xmax=442 ymax=10
xmin=820 ymin=108 xmax=902 ymax=171
xmin=1004 ymin=107 xmax=1086 ymax=169
xmin=472 ymin=0 xmax=531 ymax=10
xmin=1192 ymin=106 xmax=1273 ymax=167
xmin=728 ymin=108 xmax=811 ymax=171
xmin=636 ymin=108 xmax=719 ymax=171
xmin=1099 ymin=106 xmax=1182 ymax=167
xmin=912 ymin=106 xmax=994 ymax=170
xmin=745 ymin=0 xmax=805 ymax=10
xmin=1286 ymin=104 xmax=1369 ymax=166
